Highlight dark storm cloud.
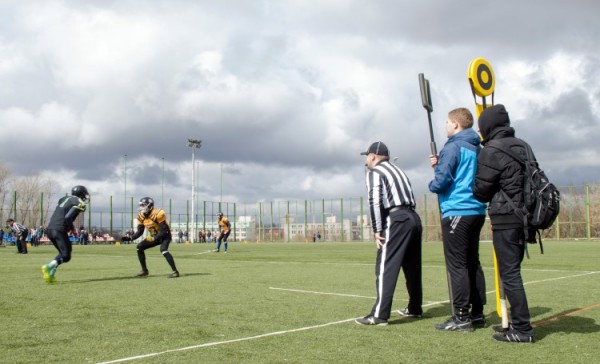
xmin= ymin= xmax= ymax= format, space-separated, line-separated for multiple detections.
xmin=0 ymin=0 xmax=598 ymax=208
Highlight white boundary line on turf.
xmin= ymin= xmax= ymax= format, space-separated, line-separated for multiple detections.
xmin=270 ymin=286 xmax=375 ymax=299
xmin=196 ymin=250 xmax=215 ymax=255
xmin=96 ymin=271 xmax=597 ymax=364
xmin=97 ymin=299 xmax=448 ymax=364
xmin=269 ymin=287 xmax=440 ymax=304
xmin=96 ymin=317 xmax=357 ymax=364
xmin=523 ymin=271 xmax=599 ymax=285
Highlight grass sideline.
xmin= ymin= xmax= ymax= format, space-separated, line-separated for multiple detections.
xmin=0 ymin=240 xmax=598 ymax=363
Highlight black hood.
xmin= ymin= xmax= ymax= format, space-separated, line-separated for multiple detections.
xmin=478 ymin=104 xmax=512 ymax=143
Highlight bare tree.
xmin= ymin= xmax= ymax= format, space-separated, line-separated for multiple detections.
xmin=3 ymin=172 xmax=58 ymax=228
xmin=0 ymin=164 xmax=12 ymax=223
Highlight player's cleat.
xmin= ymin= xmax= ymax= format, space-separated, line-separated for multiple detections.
xmin=492 ymin=328 xmax=534 ymax=343
xmin=136 ymin=270 xmax=149 ymax=277
xmin=435 ymin=316 xmax=474 ymax=332
xmin=396 ymin=308 xmax=422 ymax=318
xmin=355 ymin=315 xmax=388 ymax=326
xmin=41 ymin=264 xmax=56 ymax=284
xmin=471 ymin=314 xmax=486 ymax=329
xmin=212 ymin=249 xmax=220 ymax=253
xmin=168 ymin=271 xmax=180 ymax=278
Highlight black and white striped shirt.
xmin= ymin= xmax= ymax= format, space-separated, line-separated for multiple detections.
xmin=365 ymin=160 xmax=416 ymax=233
xmin=9 ymin=222 xmax=28 ymax=237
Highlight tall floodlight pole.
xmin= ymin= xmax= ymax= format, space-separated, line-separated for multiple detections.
xmin=161 ymin=157 xmax=165 ymax=207
xmin=123 ymin=154 xmax=127 ymax=234
xmin=220 ymin=163 xmax=223 ymax=204
xmin=187 ymin=139 xmax=202 ymax=243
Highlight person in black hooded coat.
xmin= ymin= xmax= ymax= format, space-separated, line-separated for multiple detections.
xmin=473 ymin=104 xmax=535 ymax=343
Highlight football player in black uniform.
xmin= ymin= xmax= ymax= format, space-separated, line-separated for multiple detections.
xmin=41 ymin=185 xmax=89 ymax=283
xmin=122 ymin=197 xmax=179 ymax=278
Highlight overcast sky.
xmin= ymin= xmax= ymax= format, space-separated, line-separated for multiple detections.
xmin=1 ymin=0 xmax=598 ymax=210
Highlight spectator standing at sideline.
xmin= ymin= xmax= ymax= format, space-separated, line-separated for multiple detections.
xmin=428 ymin=107 xmax=487 ymax=332
xmin=355 ymin=141 xmax=423 ymax=326
xmin=473 ymin=104 xmax=535 ymax=343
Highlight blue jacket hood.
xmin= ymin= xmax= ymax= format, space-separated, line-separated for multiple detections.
xmin=449 ymin=128 xmax=481 ymax=148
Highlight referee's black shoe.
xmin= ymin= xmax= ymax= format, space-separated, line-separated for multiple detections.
xmin=355 ymin=315 xmax=388 ymax=326
xmin=396 ymin=308 xmax=422 ymax=318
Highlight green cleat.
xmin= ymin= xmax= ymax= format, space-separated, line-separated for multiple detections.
xmin=41 ymin=264 xmax=57 ymax=284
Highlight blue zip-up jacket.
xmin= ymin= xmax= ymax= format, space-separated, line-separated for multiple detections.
xmin=429 ymin=128 xmax=486 ymax=218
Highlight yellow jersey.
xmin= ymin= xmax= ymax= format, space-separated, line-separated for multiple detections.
xmin=136 ymin=208 xmax=170 ymax=237
xmin=218 ymin=217 xmax=230 ymax=233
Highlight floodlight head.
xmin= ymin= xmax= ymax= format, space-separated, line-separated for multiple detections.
xmin=186 ymin=138 xmax=202 ymax=148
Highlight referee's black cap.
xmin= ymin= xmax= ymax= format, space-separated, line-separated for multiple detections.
xmin=360 ymin=141 xmax=389 ymax=156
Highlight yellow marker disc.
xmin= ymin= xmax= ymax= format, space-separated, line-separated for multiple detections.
xmin=468 ymin=57 xmax=495 ymax=97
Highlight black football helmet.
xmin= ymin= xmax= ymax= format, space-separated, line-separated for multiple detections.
xmin=139 ymin=197 xmax=155 ymax=215
xmin=72 ymin=185 xmax=89 ymax=201
xmin=217 ymin=212 xmax=224 ymax=219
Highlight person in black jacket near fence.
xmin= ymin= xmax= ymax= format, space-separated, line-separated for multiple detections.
xmin=472 ymin=104 xmax=534 ymax=343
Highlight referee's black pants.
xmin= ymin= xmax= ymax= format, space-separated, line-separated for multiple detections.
xmin=371 ymin=209 xmax=423 ymax=320
xmin=441 ymin=215 xmax=486 ymax=317
xmin=17 ymin=231 xmax=28 ymax=254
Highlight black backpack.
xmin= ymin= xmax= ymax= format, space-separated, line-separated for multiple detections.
xmin=487 ymin=139 xmax=561 ymax=254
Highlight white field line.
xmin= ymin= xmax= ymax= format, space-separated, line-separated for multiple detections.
xmin=96 ymin=270 xmax=597 ymax=364
xmin=97 ymin=299 xmax=448 ymax=364
xmin=268 ymin=287 xmax=440 ymax=304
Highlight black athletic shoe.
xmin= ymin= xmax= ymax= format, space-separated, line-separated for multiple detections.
xmin=396 ymin=308 xmax=422 ymax=318
xmin=355 ymin=315 xmax=388 ymax=326
xmin=492 ymin=328 xmax=534 ymax=343
xmin=471 ymin=314 xmax=486 ymax=329
xmin=168 ymin=271 xmax=180 ymax=278
xmin=136 ymin=270 xmax=149 ymax=277
xmin=435 ymin=316 xmax=474 ymax=332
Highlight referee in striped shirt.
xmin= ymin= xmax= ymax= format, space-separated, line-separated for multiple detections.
xmin=356 ymin=141 xmax=423 ymax=326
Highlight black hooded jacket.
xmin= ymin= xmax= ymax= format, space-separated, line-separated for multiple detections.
xmin=473 ymin=105 xmax=527 ymax=230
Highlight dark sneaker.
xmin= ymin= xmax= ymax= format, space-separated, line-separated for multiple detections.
xmin=355 ymin=315 xmax=388 ymax=326
xmin=213 ymin=249 xmax=220 ymax=253
xmin=396 ymin=308 xmax=422 ymax=318
xmin=168 ymin=271 xmax=180 ymax=278
xmin=435 ymin=316 xmax=474 ymax=332
xmin=471 ymin=314 xmax=486 ymax=329
xmin=136 ymin=270 xmax=149 ymax=277
xmin=492 ymin=328 xmax=534 ymax=343
xmin=492 ymin=324 xmax=511 ymax=333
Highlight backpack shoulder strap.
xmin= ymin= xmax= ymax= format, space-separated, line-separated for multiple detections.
xmin=485 ymin=138 xmax=526 ymax=166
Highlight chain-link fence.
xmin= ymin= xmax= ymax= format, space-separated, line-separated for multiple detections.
xmin=1 ymin=185 xmax=598 ymax=243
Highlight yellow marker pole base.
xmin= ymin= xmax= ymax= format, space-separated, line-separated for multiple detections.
xmin=115 ymin=241 xmax=121 ymax=247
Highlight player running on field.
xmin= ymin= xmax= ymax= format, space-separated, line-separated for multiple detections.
xmin=41 ymin=185 xmax=89 ymax=283
xmin=122 ymin=197 xmax=180 ymax=278
xmin=213 ymin=212 xmax=230 ymax=253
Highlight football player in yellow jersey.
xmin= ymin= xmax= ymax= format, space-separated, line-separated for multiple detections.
xmin=213 ymin=212 xmax=231 ymax=253
xmin=121 ymin=197 xmax=180 ymax=278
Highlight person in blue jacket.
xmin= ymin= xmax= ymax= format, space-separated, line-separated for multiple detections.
xmin=428 ymin=107 xmax=487 ymax=332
